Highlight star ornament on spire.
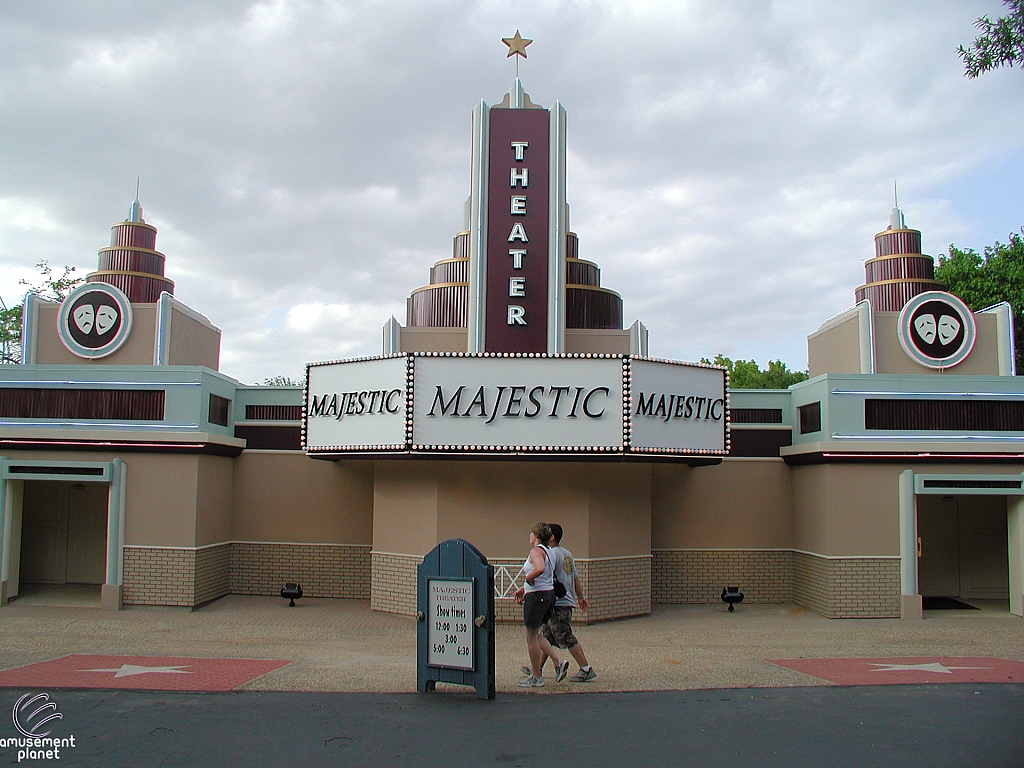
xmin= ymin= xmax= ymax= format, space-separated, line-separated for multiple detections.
xmin=502 ymin=30 xmax=532 ymax=59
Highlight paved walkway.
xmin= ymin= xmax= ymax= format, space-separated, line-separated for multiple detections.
xmin=1 ymin=596 xmax=1022 ymax=693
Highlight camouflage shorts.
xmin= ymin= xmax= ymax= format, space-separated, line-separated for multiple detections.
xmin=541 ymin=606 xmax=578 ymax=649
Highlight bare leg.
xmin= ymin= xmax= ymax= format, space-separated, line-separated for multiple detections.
xmin=527 ymin=627 xmax=560 ymax=677
xmin=568 ymin=643 xmax=590 ymax=668
xmin=536 ymin=633 xmax=561 ymax=669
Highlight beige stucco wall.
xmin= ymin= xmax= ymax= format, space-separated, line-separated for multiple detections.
xmin=35 ymin=304 xmax=158 ymax=366
xmin=807 ymin=314 xmax=861 ymax=377
xmin=231 ymin=454 xmax=373 ymax=545
xmin=167 ymin=307 xmax=221 ymax=370
xmin=652 ymin=459 xmax=792 ymax=549
xmin=565 ymin=329 xmax=631 ymax=355
xmin=794 ymin=463 xmax=904 ymax=556
xmin=399 ymin=327 xmax=468 ymax=353
xmin=586 ymin=463 xmax=651 ymax=557
xmin=807 ymin=310 xmax=1002 ymax=377
xmin=394 ymin=327 xmax=631 ymax=355
xmin=873 ymin=312 xmax=1000 ymax=375
xmin=373 ymin=460 xmax=651 ymax=561
xmin=195 ymin=455 xmax=234 ymax=546
xmin=373 ymin=461 xmax=439 ymax=555
xmin=122 ymin=453 xmax=202 ymax=547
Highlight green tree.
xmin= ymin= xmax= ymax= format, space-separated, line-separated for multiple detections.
xmin=700 ymin=354 xmax=809 ymax=389
xmin=0 ymin=261 xmax=84 ymax=364
xmin=935 ymin=231 xmax=1024 ymax=372
xmin=958 ymin=0 xmax=1024 ymax=77
xmin=262 ymin=375 xmax=301 ymax=386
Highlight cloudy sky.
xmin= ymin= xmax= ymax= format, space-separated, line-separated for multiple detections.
xmin=1 ymin=0 xmax=1022 ymax=383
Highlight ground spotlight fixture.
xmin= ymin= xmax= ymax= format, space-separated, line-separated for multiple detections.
xmin=721 ymin=586 xmax=744 ymax=612
xmin=280 ymin=582 xmax=303 ymax=607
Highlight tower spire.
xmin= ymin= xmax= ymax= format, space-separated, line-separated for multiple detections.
xmin=888 ymin=180 xmax=905 ymax=230
xmin=129 ymin=176 xmax=144 ymax=223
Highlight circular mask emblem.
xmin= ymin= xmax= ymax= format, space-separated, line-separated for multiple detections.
xmin=897 ymin=291 xmax=976 ymax=369
xmin=57 ymin=283 xmax=134 ymax=359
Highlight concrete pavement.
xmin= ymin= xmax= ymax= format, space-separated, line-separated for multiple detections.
xmin=1 ymin=596 xmax=1022 ymax=693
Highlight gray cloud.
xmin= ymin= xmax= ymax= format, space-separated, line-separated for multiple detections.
xmin=0 ymin=0 xmax=1019 ymax=381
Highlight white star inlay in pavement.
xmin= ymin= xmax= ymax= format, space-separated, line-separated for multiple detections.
xmin=868 ymin=662 xmax=990 ymax=675
xmin=79 ymin=664 xmax=194 ymax=678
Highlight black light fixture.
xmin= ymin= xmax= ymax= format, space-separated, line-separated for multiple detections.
xmin=280 ymin=583 xmax=303 ymax=607
xmin=721 ymin=586 xmax=744 ymax=612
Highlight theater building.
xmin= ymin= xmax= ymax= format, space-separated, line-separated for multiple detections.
xmin=0 ymin=75 xmax=1022 ymax=623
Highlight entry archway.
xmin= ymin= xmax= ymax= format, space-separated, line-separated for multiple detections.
xmin=0 ymin=458 xmax=127 ymax=610
xmin=899 ymin=470 xmax=1024 ymax=618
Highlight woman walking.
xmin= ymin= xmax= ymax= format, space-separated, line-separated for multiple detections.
xmin=515 ymin=522 xmax=569 ymax=688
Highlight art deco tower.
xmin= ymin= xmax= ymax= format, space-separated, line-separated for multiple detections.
xmin=854 ymin=205 xmax=944 ymax=311
xmin=86 ymin=198 xmax=174 ymax=302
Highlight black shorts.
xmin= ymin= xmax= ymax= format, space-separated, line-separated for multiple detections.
xmin=522 ymin=590 xmax=555 ymax=628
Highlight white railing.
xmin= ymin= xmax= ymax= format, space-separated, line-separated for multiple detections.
xmin=494 ymin=564 xmax=523 ymax=599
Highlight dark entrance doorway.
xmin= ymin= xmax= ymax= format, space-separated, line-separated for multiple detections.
xmin=917 ymin=494 xmax=1009 ymax=607
xmin=19 ymin=481 xmax=107 ymax=602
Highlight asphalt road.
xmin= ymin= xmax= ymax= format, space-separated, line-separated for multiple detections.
xmin=1 ymin=684 xmax=1022 ymax=767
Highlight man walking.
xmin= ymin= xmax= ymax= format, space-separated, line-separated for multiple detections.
xmin=521 ymin=523 xmax=597 ymax=682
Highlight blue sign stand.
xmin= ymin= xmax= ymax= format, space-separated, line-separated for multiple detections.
xmin=417 ymin=538 xmax=495 ymax=700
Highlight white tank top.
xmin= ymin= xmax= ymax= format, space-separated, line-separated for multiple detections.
xmin=522 ymin=545 xmax=554 ymax=593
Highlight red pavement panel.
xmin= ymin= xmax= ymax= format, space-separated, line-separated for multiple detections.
xmin=768 ymin=656 xmax=1024 ymax=686
xmin=0 ymin=655 xmax=291 ymax=692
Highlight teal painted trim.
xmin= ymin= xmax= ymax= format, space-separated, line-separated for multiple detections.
xmin=832 ymin=389 xmax=1024 ymax=398
xmin=914 ymin=472 xmax=1024 ymax=496
xmin=0 ymin=457 xmax=8 ymax=585
xmin=899 ymin=470 xmax=916 ymax=595
xmin=106 ymin=459 xmax=123 ymax=585
xmin=0 ymin=459 xmax=110 ymax=483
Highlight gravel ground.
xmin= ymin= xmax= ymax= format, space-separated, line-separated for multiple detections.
xmin=1 ymin=596 xmax=1021 ymax=693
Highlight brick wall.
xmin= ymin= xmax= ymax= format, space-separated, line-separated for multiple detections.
xmin=123 ymin=547 xmax=195 ymax=606
xmin=489 ymin=556 xmax=651 ymax=624
xmin=371 ymin=551 xmax=421 ymax=615
xmin=652 ymin=549 xmax=792 ymax=605
xmin=372 ymin=553 xmax=651 ymax=623
xmin=194 ymin=544 xmax=231 ymax=606
xmin=124 ymin=543 xmax=369 ymax=608
xmin=230 ymin=543 xmax=370 ymax=599
xmin=576 ymin=556 xmax=652 ymax=623
xmin=792 ymin=551 xmax=900 ymax=618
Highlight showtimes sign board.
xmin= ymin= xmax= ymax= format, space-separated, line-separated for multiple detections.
xmin=304 ymin=353 xmax=728 ymax=457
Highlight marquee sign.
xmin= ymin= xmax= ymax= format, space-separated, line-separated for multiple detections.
xmin=897 ymin=291 xmax=976 ymax=369
xmin=304 ymin=353 xmax=728 ymax=457
xmin=57 ymin=282 xmax=134 ymax=359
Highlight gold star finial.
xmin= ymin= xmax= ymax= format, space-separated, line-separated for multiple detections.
xmin=502 ymin=30 xmax=532 ymax=59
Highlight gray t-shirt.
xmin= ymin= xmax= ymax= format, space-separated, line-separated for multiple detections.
xmin=548 ymin=545 xmax=578 ymax=608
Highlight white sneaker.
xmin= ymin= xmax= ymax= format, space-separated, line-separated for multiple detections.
xmin=517 ymin=674 xmax=544 ymax=688
xmin=555 ymin=659 xmax=570 ymax=682
xmin=570 ymin=667 xmax=597 ymax=682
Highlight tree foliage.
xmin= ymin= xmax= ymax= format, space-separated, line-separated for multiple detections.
xmin=700 ymin=354 xmax=809 ymax=389
xmin=935 ymin=231 xmax=1024 ymax=372
xmin=958 ymin=0 xmax=1024 ymax=77
xmin=0 ymin=262 xmax=85 ymax=364
xmin=262 ymin=375 xmax=301 ymax=386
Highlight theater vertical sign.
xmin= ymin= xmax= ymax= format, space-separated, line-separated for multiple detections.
xmin=467 ymin=82 xmax=567 ymax=354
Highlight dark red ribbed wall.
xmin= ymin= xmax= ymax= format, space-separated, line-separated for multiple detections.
xmin=86 ymin=218 xmax=174 ymax=303
xmin=854 ymin=227 xmax=944 ymax=311
xmin=407 ymin=230 xmax=623 ymax=330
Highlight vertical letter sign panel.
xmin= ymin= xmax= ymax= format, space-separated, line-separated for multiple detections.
xmin=417 ymin=538 xmax=495 ymax=699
